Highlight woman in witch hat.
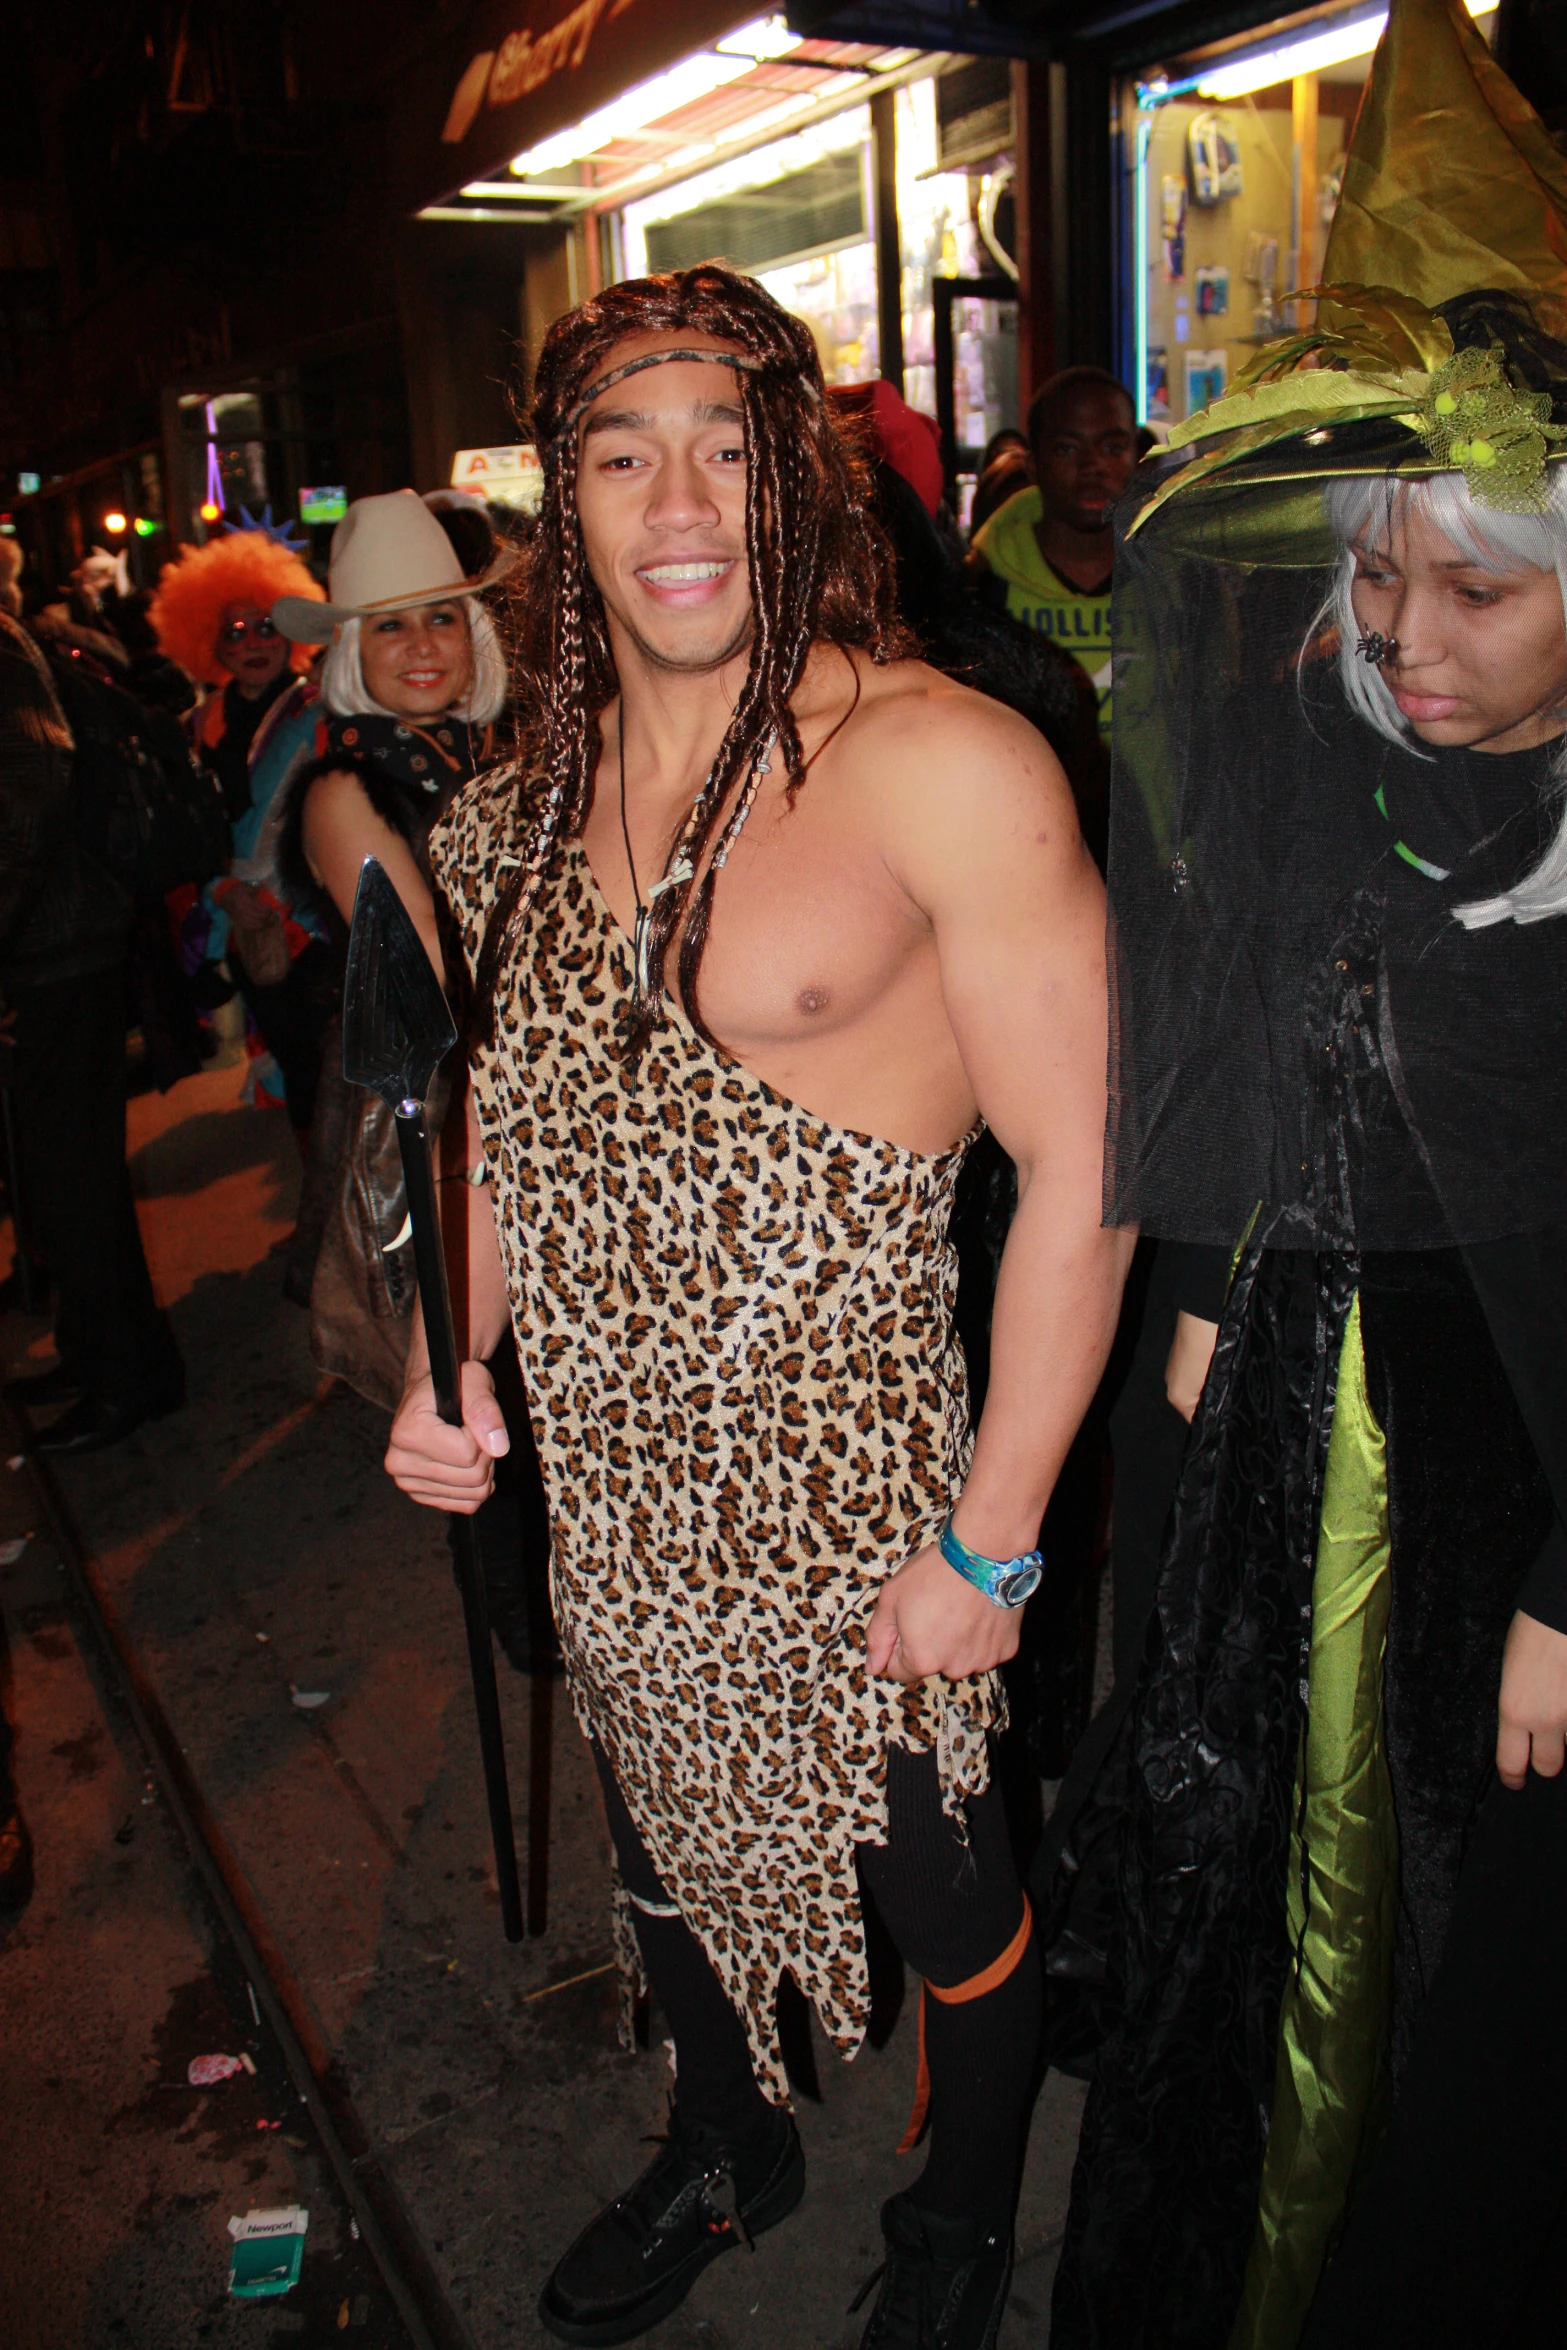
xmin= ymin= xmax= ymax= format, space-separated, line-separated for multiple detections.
xmin=1047 ymin=5 xmax=1567 ymax=2344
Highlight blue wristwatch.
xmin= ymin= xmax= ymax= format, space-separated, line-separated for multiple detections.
xmin=937 ymin=1516 xmax=1044 ymax=1610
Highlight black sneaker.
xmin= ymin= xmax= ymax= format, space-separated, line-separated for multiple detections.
xmin=851 ymin=2194 xmax=1013 ymax=2348
xmin=538 ymin=2103 xmax=805 ymax=2346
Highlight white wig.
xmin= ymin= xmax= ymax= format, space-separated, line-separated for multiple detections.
xmin=1321 ymin=468 xmax=1567 ymax=927
xmin=319 ymin=598 xmax=508 ymax=728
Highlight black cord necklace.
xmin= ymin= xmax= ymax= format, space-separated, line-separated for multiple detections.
xmin=616 ymin=704 xmax=778 ymax=1001
xmin=618 ymin=712 xmax=696 ymax=1000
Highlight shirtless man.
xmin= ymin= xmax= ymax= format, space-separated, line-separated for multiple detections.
xmin=387 ymin=267 xmax=1128 ymax=2350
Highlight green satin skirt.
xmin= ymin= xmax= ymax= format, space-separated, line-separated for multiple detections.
xmin=1230 ymin=1293 xmax=1399 ymax=2350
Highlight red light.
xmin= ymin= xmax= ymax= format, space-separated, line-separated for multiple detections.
xmin=103 ymin=510 xmax=128 ymax=534
xmin=200 ymin=500 xmax=222 ymax=524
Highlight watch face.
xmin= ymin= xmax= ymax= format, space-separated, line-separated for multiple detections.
xmin=996 ymin=1560 xmax=1043 ymax=1607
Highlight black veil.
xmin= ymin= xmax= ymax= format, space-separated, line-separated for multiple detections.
xmin=1104 ymin=444 xmax=1567 ymax=1251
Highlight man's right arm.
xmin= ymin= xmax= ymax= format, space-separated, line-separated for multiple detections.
xmin=383 ymin=1097 xmax=514 ymax=1513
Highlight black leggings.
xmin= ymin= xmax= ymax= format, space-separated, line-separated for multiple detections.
xmin=238 ymin=936 xmax=335 ymax=1137
xmin=594 ymin=1742 xmax=1040 ymax=2229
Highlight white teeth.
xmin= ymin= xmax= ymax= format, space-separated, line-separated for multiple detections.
xmin=643 ymin=562 xmax=728 ymax=583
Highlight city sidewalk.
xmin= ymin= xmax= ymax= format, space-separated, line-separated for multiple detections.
xmin=0 ymin=1435 xmax=414 ymax=2350
xmin=5 ymin=1049 xmax=1086 ymax=2347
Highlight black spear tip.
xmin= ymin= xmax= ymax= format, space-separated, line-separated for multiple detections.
xmin=341 ymin=857 xmax=458 ymax=1111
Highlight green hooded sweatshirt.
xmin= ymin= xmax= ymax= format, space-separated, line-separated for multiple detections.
xmin=970 ymin=486 xmax=1113 ymax=737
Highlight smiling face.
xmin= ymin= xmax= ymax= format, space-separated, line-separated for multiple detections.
xmin=357 ymin=600 xmax=474 ymax=718
xmin=216 ymin=601 xmax=290 ymax=695
xmin=572 ymin=334 xmax=753 ymax=675
xmin=1350 ymin=501 xmax=1567 ymax=752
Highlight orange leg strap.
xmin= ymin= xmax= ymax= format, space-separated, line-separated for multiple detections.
xmin=896 ymin=1892 xmax=1034 ymax=2154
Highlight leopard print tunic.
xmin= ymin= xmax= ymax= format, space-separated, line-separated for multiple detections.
xmin=430 ymin=766 xmax=1001 ymax=2099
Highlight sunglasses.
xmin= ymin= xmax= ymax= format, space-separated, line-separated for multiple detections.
xmin=219 ymin=617 xmax=279 ymax=646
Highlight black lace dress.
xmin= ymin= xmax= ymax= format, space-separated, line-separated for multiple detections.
xmin=1049 ymin=736 xmax=1567 ymax=2350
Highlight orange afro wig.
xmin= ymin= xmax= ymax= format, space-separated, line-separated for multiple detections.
xmin=149 ymin=534 xmax=324 ymax=687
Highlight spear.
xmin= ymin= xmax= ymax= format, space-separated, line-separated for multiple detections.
xmin=342 ymin=855 xmax=523 ymax=1943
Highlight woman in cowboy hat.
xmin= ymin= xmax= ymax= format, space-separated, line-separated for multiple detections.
xmin=267 ymin=490 xmax=556 ymax=1675
xmin=265 ymin=487 xmax=510 ymax=1365
xmin=270 ymin=487 xmax=511 ymax=964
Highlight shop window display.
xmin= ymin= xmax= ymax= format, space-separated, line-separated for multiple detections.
xmin=623 ymin=107 xmax=880 ymax=383
xmin=619 ymin=72 xmax=1017 ymax=494
xmin=1133 ymin=3 xmax=1499 ymax=427
xmin=1138 ymin=83 xmax=1359 ymax=425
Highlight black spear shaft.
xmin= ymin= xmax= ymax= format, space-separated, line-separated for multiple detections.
xmin=341 ymin=856 xmax=523 ymax=1946
xmin=394 ymin=1095 xmax=524 ymax=1945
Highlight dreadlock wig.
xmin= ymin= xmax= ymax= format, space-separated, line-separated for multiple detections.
xmin=149 ymin=534 xmax=322 ymax=687
xmin=475 ymin=264 xmax=910 ymax=1053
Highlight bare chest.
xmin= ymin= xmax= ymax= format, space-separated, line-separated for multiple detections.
xmin=577 ymin=766 xmax=972 ymax=1150
xmin=583 ymin=769 xmax=909 ymax=1021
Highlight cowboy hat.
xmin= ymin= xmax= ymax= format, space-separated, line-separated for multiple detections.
xmin=271 ymin=488 xmax=511 ymax=642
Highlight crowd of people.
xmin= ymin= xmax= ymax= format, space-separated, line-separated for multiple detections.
xmin=2 ymin=0 xmax=1564 ymax=2344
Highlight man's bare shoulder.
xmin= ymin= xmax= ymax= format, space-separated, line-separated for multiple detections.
xmin=810 ymin=647 xmax=1080 ymax=878
xmin=815 ymin=647 xmax=1068 ymax=804
xmin=825 ymin=646 xmax=1049 ymax=757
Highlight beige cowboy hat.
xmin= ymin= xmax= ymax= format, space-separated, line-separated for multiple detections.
xmin=271 ymin=488 xmax=512 ymax=642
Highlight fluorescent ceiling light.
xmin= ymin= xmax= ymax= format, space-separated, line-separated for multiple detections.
xmin=604 ymin=89 xmax=822 ymax=190
xmin=709 ymin=90 xmax=821 ymax=140
xmin=715 ymin=15 xmax=800 ymax=61
xmin=420 ymin=205 xmax=556 ymax=222
xmin=512 ymin=48 xmax=756 ymax=174
xmin=1197 ymin=0 xmax=1492 ymax=96
xmin=640 ymin=142 xmax=720 ymax=176
xmin=624 ymin=99 xmax=868 ymax=228
xmin=460 ymin=180 xmax=578 ymax=201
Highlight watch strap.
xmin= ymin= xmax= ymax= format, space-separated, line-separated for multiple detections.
xmin=938 ymin=1516 xmax=1043 ymax=1608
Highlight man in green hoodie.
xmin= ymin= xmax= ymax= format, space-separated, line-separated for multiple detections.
xmin=968 ymin=366 xmax=1135 ymax=740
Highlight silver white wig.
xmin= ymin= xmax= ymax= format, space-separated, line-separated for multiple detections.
xmin=1322 ymin=469 xmax=1567 ymax=927
xmin=319 ymin=599 xmax=508 ymax=727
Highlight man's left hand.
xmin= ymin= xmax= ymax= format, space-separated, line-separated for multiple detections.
xmin=866 ymin=1543 xmax=1023 ymax=1684
xmin=1496 ymin=1608 xmax=1567 ymax=1788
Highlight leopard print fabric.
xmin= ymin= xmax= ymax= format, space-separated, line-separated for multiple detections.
xmin=430 ymin=764 xmax=1001 ymax=2099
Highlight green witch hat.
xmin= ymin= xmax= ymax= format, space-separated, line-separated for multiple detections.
xmin=1135 ymin=0 xmax=1567 ymax=540
xmin=1321 ymin=0 xmax=1567 ymax=333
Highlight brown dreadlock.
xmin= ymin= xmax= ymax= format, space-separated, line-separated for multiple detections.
xmin=473 ymin=264 xmax=911 ymax=1055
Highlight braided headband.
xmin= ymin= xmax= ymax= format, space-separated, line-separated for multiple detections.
xmin=551 ymin=344 xmax=818 ymax=448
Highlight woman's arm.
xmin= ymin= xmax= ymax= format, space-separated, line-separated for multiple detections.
xmin=301 ymin=766 xmax=444 ymax=977
xmin=1166 ymin=1311 xmax=1219 ymax=1422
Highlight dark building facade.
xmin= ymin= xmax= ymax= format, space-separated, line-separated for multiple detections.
xmin=2 ymin=1 xmax=552 ymax=591
xmin=7 ymin=0 xmax=1562 ymax=595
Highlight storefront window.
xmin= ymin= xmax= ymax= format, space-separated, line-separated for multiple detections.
xmin=1130 ymin=0 xmax=1496 ymax=427
xmin=617 ymin=63 xmax=1017 ymax=461
xmin=610 ymin=58 xmax=1019 ymax=525
xmin=756 ymin=241 xmax=880 ymax=378
xmin=622 ymin=105 xmax=880 ymax=381
xmin=894 ymin=76 xmax=981 ymax=422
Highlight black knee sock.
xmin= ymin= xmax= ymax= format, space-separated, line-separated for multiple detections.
xmin=914 ymin=1933 xmax=1042 ymax=2228
xmin=593 ymin=1745 xmax=778 ymax=2155
xmin=630 ymin=1904 xmax=778 ymax=2149
xmin=859 ymin=1745 xmax=1040 ymax=2232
